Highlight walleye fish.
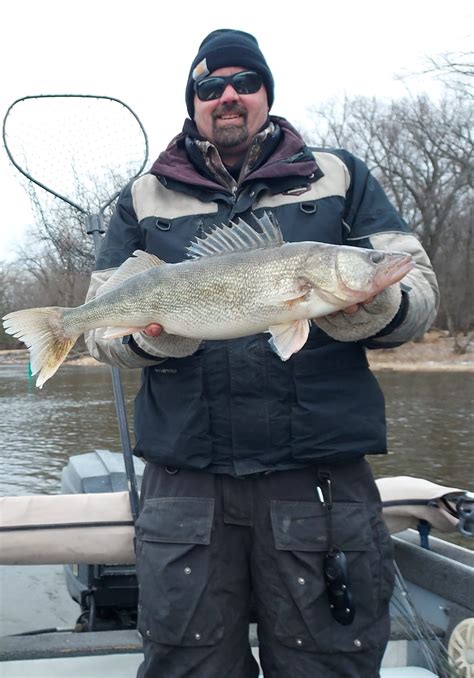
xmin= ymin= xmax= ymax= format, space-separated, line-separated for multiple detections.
xmin=3 ymin=213 xmax=413 ymax=388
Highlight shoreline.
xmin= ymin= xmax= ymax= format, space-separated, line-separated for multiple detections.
xmin=1 ymin=331 xmax=472 ymax=373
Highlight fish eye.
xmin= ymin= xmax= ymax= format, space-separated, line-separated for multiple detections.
xmin=370 ymin=252 xmax=385 ymax=264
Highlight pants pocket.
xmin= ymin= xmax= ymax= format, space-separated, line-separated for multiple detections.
xmin=270 ymin=499 xmax=393 ymax=654
xmin=136 ymin=496 xmax=224 ymax=646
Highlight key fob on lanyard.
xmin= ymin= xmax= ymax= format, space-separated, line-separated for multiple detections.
xmin=324 ymin=547 xmax=355 ymax=625
xmin=317 ymin=474 xmax=356 ymax=625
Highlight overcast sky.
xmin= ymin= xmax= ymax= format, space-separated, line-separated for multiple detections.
xmin=1 ymin=0 xmax=472 ymax=260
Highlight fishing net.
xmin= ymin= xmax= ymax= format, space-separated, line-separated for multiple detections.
xmin=391 ymin=563 xmax=465 ymax=677
xmin=3 ymin=94 xmax=148 ymax=215
xmin=2 ymin=94 xmax=149 ymax=522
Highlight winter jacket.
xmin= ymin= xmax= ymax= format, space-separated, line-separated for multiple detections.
xmin=86 ymin=117 xmax=438 ymax=475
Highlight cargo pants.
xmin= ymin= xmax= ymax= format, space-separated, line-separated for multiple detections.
xmin=135 ymin=458 xmax=395 ymax=678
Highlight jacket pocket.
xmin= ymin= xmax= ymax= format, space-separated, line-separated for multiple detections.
xmin=290 ymin=343 xmax=386 ymax=460
xmin=270 ymin=500 xmax=393 ymax=653
xmin=135 ymin=354 xmax=213 ymax=466
xmin=136 ymin=497 xmax=223 ymax=646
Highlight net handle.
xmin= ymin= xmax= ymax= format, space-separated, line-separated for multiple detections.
xmin=86 ymin=212 xmax=141 ymax=524
xmin=2 ymin=93 xmax=149 ymax=214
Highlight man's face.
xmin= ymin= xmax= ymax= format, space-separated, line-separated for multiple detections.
xmin=193 ymin=66 xmax=269 ymax=163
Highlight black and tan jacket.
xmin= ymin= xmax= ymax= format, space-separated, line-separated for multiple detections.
xmin=86 ymin=117 xmax=438 ymax=475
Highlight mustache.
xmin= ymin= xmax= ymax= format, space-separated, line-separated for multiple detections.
xmin=212 ymin=103 xmax=247 ymax=120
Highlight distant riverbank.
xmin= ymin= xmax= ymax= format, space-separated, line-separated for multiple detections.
xmin=1 ymin=330 xmax=472 ymax=372
xmin=367 ymin=330 xmax=473 ymax=372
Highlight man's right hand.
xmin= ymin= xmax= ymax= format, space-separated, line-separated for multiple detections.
xmin=135 ymin=325 xmax=201 ymax=359
xmin=143 ymin=323 xmax=163 ymax=337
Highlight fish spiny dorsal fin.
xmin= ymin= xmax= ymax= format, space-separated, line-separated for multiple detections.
xmin=96 ymin=250 xmax=165 ymax=297
xmin=186 ymin=211 xmax=284 ymax=260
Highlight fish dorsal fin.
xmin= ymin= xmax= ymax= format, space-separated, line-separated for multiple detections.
xmin=186 ymin=212 xmax=284 ymax=260
xmin=96 ymin=250 xmax=164 ymax=297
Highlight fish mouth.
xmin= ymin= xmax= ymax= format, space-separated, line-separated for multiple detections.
xmin=373 ymin=253 xmax=414 ymax=291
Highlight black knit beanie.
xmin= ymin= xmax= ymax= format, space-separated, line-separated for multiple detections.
xmin=185 ymin=29 xmax=274 ymax=118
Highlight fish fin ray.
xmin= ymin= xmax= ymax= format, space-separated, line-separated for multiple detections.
xmin=97 ymin=250 xmax=165 ymax=297
xmin=2 ymin=307 xmax=78 ymax=388
xmin=186 ymin=211 xmax=284 ymax=259
xmin=268 ymin=319 xmax=310 ymax=360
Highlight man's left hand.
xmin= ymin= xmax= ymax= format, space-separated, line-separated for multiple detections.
xmin=313 ymin=285 xmax=402 ymax=341
xmin=329 ymin=296 xmax=376 ymax=316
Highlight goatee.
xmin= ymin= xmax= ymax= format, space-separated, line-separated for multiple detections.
xmin=212 ymin=104 xmax=249 ymax=148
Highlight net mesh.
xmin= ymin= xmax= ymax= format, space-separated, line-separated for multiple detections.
xmin=3 ymin=94 xmax=148 ymax=213
xmin=391 ymin=565 xmax=463 ymax=677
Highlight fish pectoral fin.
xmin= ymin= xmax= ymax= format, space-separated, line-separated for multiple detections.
xmin=102 ymin=326 xmax=146 ymax=340
xmin=268 ymin=277 xmax=313 ymax=306
xmin=97 ymin=251 xmax=165 ymax=297
xmin=267 ymin=319 xmax=310 ymax=361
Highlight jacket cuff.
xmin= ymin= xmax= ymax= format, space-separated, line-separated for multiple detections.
xmin=363 ymin=290 xmax=410 ymax=347
xmin=122 ymin=334 xmax=163 ymax=361
xmin=314 ymin=284 xmax=402 ymax=343
xmin=129 ymin=330 xmax=202 ymax=359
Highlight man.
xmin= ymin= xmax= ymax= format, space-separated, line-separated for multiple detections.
xmin=86 ymin=29 xmax=438 ymax=678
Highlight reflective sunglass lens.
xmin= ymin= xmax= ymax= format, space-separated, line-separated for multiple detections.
xmin=233 ymin=72 xmax=262 ymax=94
xmin=197 ymin=78 xmax=225 ymax=101
xmin=196 ymin=71 xmax=262 ymax=101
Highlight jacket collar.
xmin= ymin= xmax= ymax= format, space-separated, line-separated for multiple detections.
xmin=150 ymin=116 xmax=320 ymax=193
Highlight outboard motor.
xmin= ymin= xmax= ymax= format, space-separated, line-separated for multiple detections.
xmin=457 ymin=492 xmax=474 ymax=537
xmin=61 ymin=449 xmax=144 ymax=631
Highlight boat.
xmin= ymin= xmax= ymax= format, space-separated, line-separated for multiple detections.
xmin=0 ymin=449 xmax=473 ymax=677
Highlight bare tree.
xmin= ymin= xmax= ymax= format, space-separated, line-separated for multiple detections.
xmin=432 ymin=203 xmax=473 ymax=352
xmin=423 ymin=51 xmax=473 ymax=97
xmin=0 ymin=264 xmax=20 ymax=349
xmin=0 ymin=169 xmax=126 ymax=351
xmin=13 ymin=166 xmax=126 ymax=296
xmin=303 ymin=89 xmax=473 ymax=343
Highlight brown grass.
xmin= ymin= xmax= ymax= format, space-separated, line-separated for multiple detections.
xmin=367 ymin=330 xmax=473 ymax=372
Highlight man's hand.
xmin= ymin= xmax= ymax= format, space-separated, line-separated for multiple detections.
xmin=134 ymin=324 xmax=201 ymax=359
xmin=314 ymin=285 xmax=402 ymax=341
xmin=329 ymin=295 xmax=376 ymax=316
xmin=143 ymin=323 xmax=163 ymax=337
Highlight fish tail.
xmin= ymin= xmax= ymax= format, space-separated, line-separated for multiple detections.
xmin=2 ymin=307 xmax=78 ymax=388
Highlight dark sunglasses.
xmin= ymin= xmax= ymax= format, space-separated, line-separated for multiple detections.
xmin=194 ymin=71 xmax=262 ymax=102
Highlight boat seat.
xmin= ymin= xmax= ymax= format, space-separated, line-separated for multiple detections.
xmin=255 ymin=669 xmax=439 ymax=678
xmin=380 ymin=669 xmax=438 ymax=677
xmin=257 ymin=661 xmax=439 ymax=677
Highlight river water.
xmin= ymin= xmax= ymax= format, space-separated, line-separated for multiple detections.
xmin=1 ymin=363 xmax=472 ymax=494
xmin=0 ymin=363 xmax=473 ymax=634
